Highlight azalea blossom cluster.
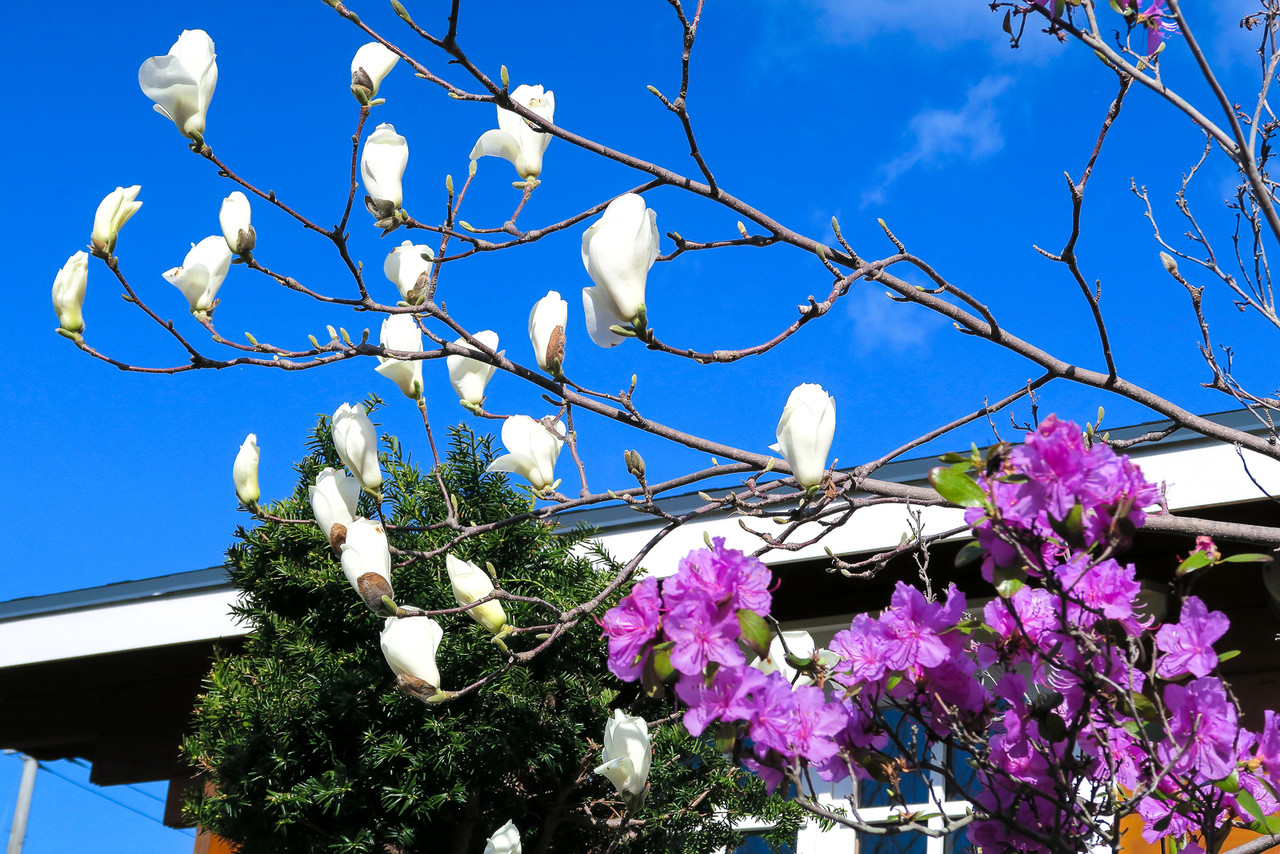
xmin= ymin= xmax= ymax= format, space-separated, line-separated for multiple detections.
xmin=604 ymin=417 xmax=1280 ymax=852
xmin=1029 ymin=0 xmax=1179 ymax=55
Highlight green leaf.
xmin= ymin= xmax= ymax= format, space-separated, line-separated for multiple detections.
xmin=1218 ymin=649 xmax=1241 ymax=663
xmin=738 ymin=609 xmax=772 ymax=657
xmin=1236 ymin=786 xmax=1270 ymax=827
xmin=993 ymin=564 xmax=1026 ymax=598
xmin=1214 ymin=770 xmax=1241 ymax=794
xmin=955 ymin=541 xmax=985 ymax=568
xmin=1223 ymin=553 xmax=1275 ymax=564
xmin=1177 ymin=550 xmax=1213 ymax=575
xmin=928 ymin=466 xmax=986 ymax=508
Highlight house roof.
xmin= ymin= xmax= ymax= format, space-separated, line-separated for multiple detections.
xmin=2 ymin=410 xmax=1278 ymax=790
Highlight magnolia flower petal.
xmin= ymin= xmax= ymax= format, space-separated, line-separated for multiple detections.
xmin=582 ymin=286 xmax=627 ymax=348
xmin=233 ymin=434 xmax=260 ymax=508
xmin=470 ymin=129 xmax=521 ymax=166
xmin=52 ymin=251 xmax=89 ymax=333
xmin=351 ymin=42 xmax=398 ymax=97
xmin=483 ymin=820 xmax=522 ymax=854
xmin=380 ymin=615 xmax=442 ymax=687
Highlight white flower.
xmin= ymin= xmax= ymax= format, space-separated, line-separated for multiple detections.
xmin=350 ymin=42 xmax=398 ymax=99
xmin=162 ymin=235 xmax=233 ymax=315
xmin=581 ymin=194 xmax=659 ymax=348
xmin=233 ymin=434 xmax=260 ymax=510
xmin=445 ymin=554 xmax=507 ymax=635
xmin=52 ymin=251 xmax=89 ymax=333
xmin=470 ymin=84 xmax=555 ymax=180
xmin=361 ymin=123 xmax=408 ymax=211
xmin=748 ymin=630 xmax=839 ymax=688
xmin=375 ymin=314 xmax=424 ymax=400
xmin=770 ymin=383 xmax=836 ymax=491
xmin=138 ymin=29 xmax=217 ymax=140
xmin=219 ymin=191 xmax=254 ymax=255
xmin=309 ymin=467 xmax=360 ymax=541
xmin=594 ymin=710 xmax=651 ymax=810
xmin=383 ymin=241 xmax=435 ymax=304
xmin=341 ymin=516 xmax=394 ymax=612
xmin=446 ymin=331 xmax=501 ymax=409
xmin=332 ymin=403 xmax=382 ymax=490
xmin=380 ymin=615 xmax=443 ymax=689
xmin=483 ymin=821 xmax=522 ymax=854
xmin=528 ymin=291 xmax=568 ymax=375
xmin=486 ymin=415 xmax=564 ymax=493
xmin=91 ymin=185 xmax=142 ymax=256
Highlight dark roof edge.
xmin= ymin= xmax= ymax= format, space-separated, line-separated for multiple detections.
xmin=559 ymin=408 xmax=1271 ymax=534
xmin=0 ymin=566 xmax=232 ymax=622
xmin=2 ymin=410 xmax=1265 ymax=619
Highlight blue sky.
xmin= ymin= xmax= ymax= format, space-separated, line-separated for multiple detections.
xmin=1 ymin=0 xmax=1269 ymax=849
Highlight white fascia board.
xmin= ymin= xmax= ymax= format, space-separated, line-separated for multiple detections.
xmin=0 ymin=589 xmax=244 ymax=669
xmin=584 ymin=440 xmax=1278 ymax=576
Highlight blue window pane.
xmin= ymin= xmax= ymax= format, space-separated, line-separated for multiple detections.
xmin=857 ymin=830 xmax=928 ymax=854
xmin=732 ymin=831 xmax=796 ymax=854
xmin=946 ymin=747 xmax=978 ymax=801
xmin=859 ymin=711 xmax=930 ymax=807
xmin=945 ymin=826 xmax=971 ymax=853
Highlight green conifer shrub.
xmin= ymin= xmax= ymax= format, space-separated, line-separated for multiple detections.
xmin=184 ymin=408 xmax=804 ymax=853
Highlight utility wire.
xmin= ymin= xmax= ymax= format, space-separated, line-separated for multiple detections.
xmin=2 ymin=753 xmax=194 ymax=836
xmin=64 ymin=758 xmax=167 ymax=806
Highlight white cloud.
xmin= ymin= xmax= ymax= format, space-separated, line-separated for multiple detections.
xmin=846 ymin=284 xmax=946 ymax=353
xmin=803 ymin=0 xmax=1001 ymax=47
xmin=861 ymin=75 xmax=1013 ymax=207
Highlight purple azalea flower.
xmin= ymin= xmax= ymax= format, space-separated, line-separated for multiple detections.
xmin=878 ymin=582 xmax=966 ymax=673
xmin=829 ymin=613 xmax=890 ymax=687
xmin=674 ymin=664 xmax=769 ymax=736
xmin=1139 ymin=0 xmax=1180 ymax=55
xmin=1159 ymin=677 xmax=1240 ymax=782
xmin=1053 ymin=555 xmax=1142 ymax=631
xmin=1254 ymin=710 xmax=1280 ymax=781
xmin=601 ymin=576 xmax=662 ymax=680
xmin=1154 ymin=596 xmax=1229 ymax=679
xmin=1137 ymin=795 xmax=1200 ymax=843
xmin=665 ymin=594 xmax=745 ymax=677
xmin=743 ymin=672 xmax=802 ymax=756
xmin=664 ymin=538 xmax=772 ymax=616
xmin=783 ymin=684 xmax=847 ymax=766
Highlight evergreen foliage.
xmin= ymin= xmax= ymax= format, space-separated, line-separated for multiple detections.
xmin=184 ymin=407 xmax=804 ymax=853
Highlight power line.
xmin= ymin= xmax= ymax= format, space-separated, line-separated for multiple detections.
xmin=64 ymin=758 xmax=167 ymax=806
xmin=2 ymin=754 xmax=194 ymax=837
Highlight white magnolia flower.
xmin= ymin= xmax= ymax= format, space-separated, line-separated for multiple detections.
xmin=375 ymin=314 xmax=424 ymax=400
xmin=361 ymin=123 xmax=408 ymax=210
xmin=486 ymin=415 xmax=564 ymax=493
xmin=219 ymin=191 xmax=254 ymax=255
xmin=749 ymin=630 xmax=839 ymax=688
xmin=341 ymin=516 xmax=394 ymax=611
xmin=383 ymin=241 xmax=435 ymax=304
xmin=528 ymin=291 xmax=568 ymax=375
xmin=483 ymin=821 xmax=522 ymax=854
xmin=594 ymin=710 xmax=651 ymax=810
xmin=446 ymin=554 xmax=507 ymax=635
xmin=52 ymin=251 xmax=89 ymax=333
xmin=309 ymin=467 xmax=361 ymax=541
xmin=771 ymin=383 xmax=836 ymax=491
xmin=446 ymin=331 xmax=501 ymax=409
xmin=350 ymin=42 xmax=398 ymax=99
xmin=470 ymin=84 xmax=555 ymax=180
xmin=581 ymin=194 xmax=659 ymax=348
xmin=380 ymin=615 xmax=443 ymax=689
xmin=138 ymin=29 xmax=218 ymax=139
xmin=233 ymin=434 xmax=260 ymax=510
xmin=332 ymin=403 xmax=383 ymax=490
xmin=162 ymin=235 xmax=233 ymax=314
xmin=91 ymin=185 xmax=142 ymax=256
